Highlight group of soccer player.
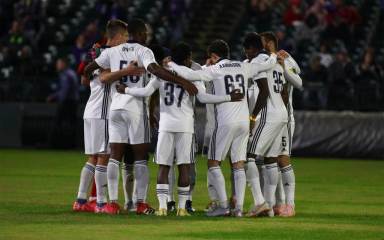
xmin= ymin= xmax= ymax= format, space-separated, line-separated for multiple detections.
xmin=72 ymin=17 xmax=302 ymax=218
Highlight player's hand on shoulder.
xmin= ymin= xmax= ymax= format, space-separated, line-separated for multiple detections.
xmin=277 ymin=55 xmax=285 ymax=69
xmin=116 ymin=83 xmax=128 ymax=94
xmin=229 ymin=89 xmax=244 ymax=102
xmin=125 ymin=61 xmax=145 ymax=76
xmin=277 ymin=50 xmax=289 ymax=60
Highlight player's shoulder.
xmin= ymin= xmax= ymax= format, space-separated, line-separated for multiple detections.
xmin=251 ymin=50 xmax=270 ymax=63
xmin=191 ymin=61 xmax=202 ymax=70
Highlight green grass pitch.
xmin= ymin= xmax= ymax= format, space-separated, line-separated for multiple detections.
xmin=0 ymin=149 xmax=383 ymax=240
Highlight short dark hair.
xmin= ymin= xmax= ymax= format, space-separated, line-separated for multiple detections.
xmin=127 ymin=18 xmax=147 ymax=35
xmin=242 ymin=32 xmax=263 ymax=50
xmin=260 ymin=31 xmax=278 ymax=49
xmin=207 ymin=39 xmax=229 ymax=58
xmin=171 ymin=42 xmax=191 ymax=65
xmin=106 ymin=19 xmax=127 ymax=38
xmin=150 ymin=44 xmax=170 ymax=63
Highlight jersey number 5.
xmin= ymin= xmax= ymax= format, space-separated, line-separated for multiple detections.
xmin=164 ymin=83 xmax=185 ymax=107
xmin=120 ymin=60 xmax=140 ymax=83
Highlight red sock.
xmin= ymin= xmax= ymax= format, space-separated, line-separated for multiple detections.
xmin=89 ymin=179 xmax=97 ymax=201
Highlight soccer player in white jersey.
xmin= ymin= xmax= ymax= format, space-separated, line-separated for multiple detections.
xmin=247 ymin=32 xmax=289 ymax=217
xmin=168 ymin=40 xmax=277 ymax=217
xmin=73 ymin=20 xmax=141 ymax=213
xmin=272 ymin=49 xmax=302 ymax=217
xmin=116 ymin=42 xmax=244 ymax=216
xmin=84 ymin=19 xmax=198 ymax=215
xmin=242 ymin=32 xmax=272 ymax=217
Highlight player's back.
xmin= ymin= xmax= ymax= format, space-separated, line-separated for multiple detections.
xmin=98 ymin=42 xmax=152 ymax=114
xmin=252 ymin=53 xmax=288 ymax=123
xmin=208 ymin=59 xmax=251 ymax=126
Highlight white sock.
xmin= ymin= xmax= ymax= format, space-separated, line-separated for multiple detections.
xmin=178 ymin=186 xmax=190 ymax=209
xmin=207 ymin=171 xmax=218 ymax=201
xmin=95 ymin=165 xmax=107 ymax=204
xmin=263 ymin=162 xmax=278 ymax=209
xmin=156 ymin=184 xmax=168 ymax=209
xmin=121 ymin=163 xmax=134 ymax=205
xmin=168 ymin=165 xmax=176 ymax=202
xmin=208 ymin=167 xmax=228 ymax=208
xmin=107 ymin=159 xmax=120 ymax=202
xmin=134 ymin=160 xmax=149 ymax=203
xmin=77 ymin=162 xmax=95 ymax=200
xmin=281 ymin=164 xmax=295 ymax=205
xmin=275 ymin=169 xmax=286 ymax=206
xmin=245 ymin=160 xmax=265 ymax=206
xmin=233 ymin=168 xmax=246 ymax=211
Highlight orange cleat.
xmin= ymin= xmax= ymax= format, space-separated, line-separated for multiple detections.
xmin=136 ymin=202 xmax=155 ymax=215
xmin=280 ymin=204 xmax=295 ymax=217
xmin=273 ymin=204 xmax=286 ymax=216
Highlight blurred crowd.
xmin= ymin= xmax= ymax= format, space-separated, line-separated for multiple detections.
xmin=1 ymin=0 xmax=384 ymax=111
xmin=248 ymin=0 xmax=384 ymax=110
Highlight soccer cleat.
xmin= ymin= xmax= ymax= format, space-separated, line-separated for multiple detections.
xmin=72 ymin=201 xmax=85 ymax=212
xmin=280 ymin=204 xmax=295 ymax=217
xmin=204 ymin=201 xmax=218 ymax=212
xmin=273 ymin=204 xmax=286 ymax=216
xmin=124 ymin=201 xmax=136 ymax=212
xmin=136 ymin=202 xmax=155 ymax=215
xmin=231 ymin=208 xmax=243 ymax=218
xmin=103 ymin=202 xmax=121 ymax=215
xmin=155 ymin=208 xmax=168 ymax=216
xmin=94 ymin=203 xmax=108 ymax=213
xmin=206 ymin=206 xmax=230 ymax=217
xmin=167 ymin=201 xmax=176 ymax=212
xmin=177 ymin=208 xmax=191 ymax=217
xmin=185 ymin=200 xmax=195 ymax=213
xmin=247 ymin=202 xmax=271 ymax=217
xmin=82 ymin=200 xmax=97 ymax=212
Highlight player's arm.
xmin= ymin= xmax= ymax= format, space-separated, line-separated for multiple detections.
xmin=99 ymin=63 xmax=145 ymax=84
xmin=195 ymin=82 xmax=243 ymax=103
xmin=284 ymin=66 xmax=303 ymax=89
xmin=83 ymin=61 xmax=100 ymax=80
xmin=249 ymin=53 xmax=277 ymax=76
xmin=149 ymin=89 xmax=160 ymax=129
xmin=281 ymin=83 xmax=289 ymax=106
xmin=251 ymin=78 xmax=269 ymax=119
xmin=146 ymin=63 xmax=198 ymax=95
xmin=116 ymin=77 xmax=160 ymax=97
xmin=168 ymin=62 xmax=213 ymax=82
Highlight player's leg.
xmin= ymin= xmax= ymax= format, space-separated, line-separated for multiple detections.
xmin=274 ymin=168 xmax=286 ymax=215
xmin=175 ymin=132 xmax=193 ymax=216
xmin=73 ymin=119 xmax=97 ymax=212
xmin=245 ymin=119 xmax=270 ymax=216
xmin=104 ymin=110 xmax=129 ymax=214
xmin=154 ymin=131 xmax=174 ymax=216
xmin=167 ymin=156 xmax=176 ymax=212
xmin=122 ymin=144 xmax=135 ymax=211
xmin=129 ymin=112 xmax=154 ymax=215
xmin=206 ymin=124 xmax=232 ymax=217
xmin=229 ymin=124 xmax=249 ymax=217
xmin=186 ymin=134 xmax=197 ymax=213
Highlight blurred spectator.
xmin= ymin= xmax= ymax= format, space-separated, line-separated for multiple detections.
xmin=303 ymin=55 xmax=328 ymax=109
xmin=47 ymin=57 xmax=79 ymax=148
xmin=283 ymin=0 xmax=304 ymax=26
xmin=275 ymin=25 xmax=295 ymax=53
xmin=249 ymin=0 xmax=272 ymax=31
xmin=318 ymin=43 xmax=333 ymax=67
xmin=72 ymin=34 xmax=87 ymax=66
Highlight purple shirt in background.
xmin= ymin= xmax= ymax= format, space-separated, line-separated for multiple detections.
xmin=52 ymin=68 xmax=79 ymax=103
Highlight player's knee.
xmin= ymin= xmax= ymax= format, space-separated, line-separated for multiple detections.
xmin=232 ymin=160 xmax=245 ymax=169
xmin=157 ymin=165 xmax=170 ymax=184
xmin=278 ymin=155 xmax=290 ymax=167
xmin=264 ymin=157 xmax=278 ymax=164
xmin=207 ymin=159 xmax=220 ymax=168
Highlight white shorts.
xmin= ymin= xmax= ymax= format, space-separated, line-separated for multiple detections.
xmin=208 ymin=123 xmax=249 ymax=162
xmin=109 ymin=109 xmax=150 ymax=144
xmin=84 ymin=118 xmax=110 ymax=155
xmin=248 ymin=120 xmax=286 ymax=158
xmin=155 ymin=132 xmax=195 ymax=166
xmin=280 ymin=121 xmax=295 ymax=156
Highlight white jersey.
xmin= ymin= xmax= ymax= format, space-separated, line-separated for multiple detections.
xmin=83 ymin=47 xmax=111 ymax=119
xmin=253 ymin=53 xmax=288 ymax=123
xmin=169 ymin=55 xmax=276 ymax=126
xmin=125 ymin=63 xmax=231 ymax=133
xmin=95 ymin=42 xmax=156 ymax=114
xmin=283 ymin=56 xmax=302 ymax=123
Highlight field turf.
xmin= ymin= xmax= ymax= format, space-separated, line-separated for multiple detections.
xmin=0 ymin=149 xmax=383 ymax=240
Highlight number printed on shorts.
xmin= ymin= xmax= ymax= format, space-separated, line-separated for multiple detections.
xmin=119 ymin=60 xmax=141 ymax=83
xmin=164 ymin=82 xmax=185 ymax=107
xmin=224 ymin=74 xmax=245 ymax=94
xmin=273 ymin=70 xmax=284 ymax=93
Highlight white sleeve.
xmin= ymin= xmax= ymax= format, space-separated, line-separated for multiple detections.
xmin=125 ymin=77 xmax=160 ymax=97
xmin=169 ymin=62 xmax=213 ymax=82
xmin=287 ymin=56 xmax=301 ymax=74
xmin=284 ymin=64 xmax=303 ymax=89
xmin=195 ymin=81 xmax=231 ymax=103
xmin=138 ymin=48 xmax=157 ymax=70
xmin=95 ymin=49 xmax=110 ymax=69
xmin=249 ymin=53 xmax=277 ymax=78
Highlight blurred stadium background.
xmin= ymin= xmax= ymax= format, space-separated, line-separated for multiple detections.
xmin=0 ymin=0 xmax=384 ymax=158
